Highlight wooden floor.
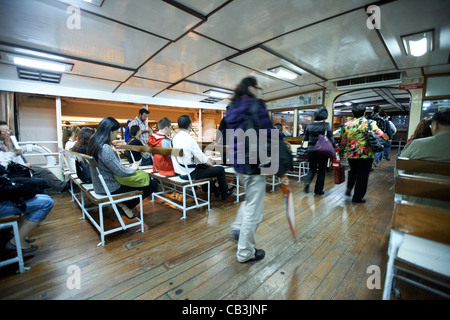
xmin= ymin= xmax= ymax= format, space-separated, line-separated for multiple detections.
xmin=0 ymin=157 xmax=398 ymax=300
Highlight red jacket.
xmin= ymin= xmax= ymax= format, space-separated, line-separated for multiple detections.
xmin=147 ymin=132 xmax=176 ymax=176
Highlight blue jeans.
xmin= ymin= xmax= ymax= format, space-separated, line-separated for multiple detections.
xmin=0 ymin=194 xmax=54 ymax=223
xmin=374 ymin=152 xmax=383 ymax=165
xmin=383 ymin=141 xmax=392 ymax=159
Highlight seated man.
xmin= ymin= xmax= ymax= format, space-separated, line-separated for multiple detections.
xmin=0 ymin=121 xmax=67 ymax=192
xmin=172 ymin=115 xmax=234 ymax=200
xmin=126 ymin=125 xmax=153 ymax=166
xmin=147 ymin=117 xmax=176 ymax=176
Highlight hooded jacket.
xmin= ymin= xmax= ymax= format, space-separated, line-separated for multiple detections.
xmin=147 ymin=132 xmax=176 ymax=176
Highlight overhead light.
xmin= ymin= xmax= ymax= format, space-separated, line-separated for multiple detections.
xmin=8 ymin=54 xmax=73 ymax=72
xmin=268 ymin=66 xmax=299 ymax=80
xmin=82 ymin=0 xmax=104 ymax=6
xmin=204 ymin=89 xmax=232 ymax=99
xmin=401 ymin=30 xmax=433 ymax=57
xmin=344 ymin=102 xmax=352 ymax=106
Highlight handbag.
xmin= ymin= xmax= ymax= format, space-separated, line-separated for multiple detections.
xmin=366 ymin=120 xmax=385 ymax=153
xmin=7 ymin=162 xmax=34 ymax=178
xmin=114 ymin=169 xmax=150 ymax=188
xmin=313 ymin=127 xmax=336 ymax=158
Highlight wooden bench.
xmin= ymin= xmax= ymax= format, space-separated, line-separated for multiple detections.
xmin=115 ymin=145 xmax=210 ymax=220
xmin=382 ymin=157 xmax=450 ymax=299
xmin=61 ymin=149 xmax=145 ymax=246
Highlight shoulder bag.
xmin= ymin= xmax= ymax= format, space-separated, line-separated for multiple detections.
xmin=114 ymin=169 xmax=150 ymax=188
xmin=366 ymin=120 xmax=385 ymax=153
xmin=313 ymin=124 xmax=336 ymax=158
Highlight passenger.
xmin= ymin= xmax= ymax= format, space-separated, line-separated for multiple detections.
xmin=407 ymin=118 xmax=432 ymax=143
xmin=0 ymin=121 xmax=68 ymax=192
xmin=379 ymin=111 xmax=392 ymax=161
xmin=87 ymin=117 xmax=157 ymax=219
xmin=339 ymin=104 xmax=384 ymax=203
xmin=147 ymin=117 xmax=176 ymax=176
xmin=63 ymin=125 xmax=80 ymax=150
xmin=129 ymin=108 xmax=153 ymax=166
xmin=0 ymin=164 xmax=54 ymax=254
xmin=303 ymin=107 xmax=335 ymax=195
xmin=225 ymin=76 xmax=273 ymax=263
xmin=72 ymin=126 xmax=95 ymax=183
xmin=367 ymin=105 xmax=386 ymax=166
xmin=172 ymin=115 xmax=235 ymax=200
xmin=126 ymin=125 xmax=153 ymax=166
xmin=401 ymin=110 xmax=450 ymax=162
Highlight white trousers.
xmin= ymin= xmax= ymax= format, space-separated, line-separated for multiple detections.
xmin=231 ymin=174 xmax=266 ymax=262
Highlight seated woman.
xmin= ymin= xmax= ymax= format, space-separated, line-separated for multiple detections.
xmin=0 ymin=165 xmax=54 ymax=254
xmin=87 ymin=117 xmax=157 ymax=219
xmin=126 ymin=125 xmax=153 ymax=166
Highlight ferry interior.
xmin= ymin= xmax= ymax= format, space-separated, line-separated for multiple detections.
xmin=0 ymin=0 xmax=449 ymax=302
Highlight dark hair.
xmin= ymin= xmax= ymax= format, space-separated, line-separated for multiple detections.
xmin=314 ymin=107 xmax=328 ymax=121
xmin=410 ymin=119 xmax=432 ymax=140
xmin=157 ymin=117 xmax=172 ymax=130
xmin=274 ymin=123 xmax=283 ymax=131
xmin=130 ymin=125 xmax=140 ymax=137
xmin=371 ymin=105 xmax=381 ymax=113
xmin=231 ymin=76 xmax=259 ymax=104
xmin=139 ymin=108 xmax=150 ymax=116
xmin=352 ymin=104 xmax=366 ymax=118
xmin=0 ymin=121 xmax=7 ymax=126
xmin=380 ymin=110 xmax=387 ymax=118
xmin=431 ymin=109 xmax=450 ymax=126
xmin=87 ymin=117 xmax=120 ymax=160
xmin=72 ymin=127 xmax=95 ymax=152
xmin=178 ymin=115 xmax=192 ymax=130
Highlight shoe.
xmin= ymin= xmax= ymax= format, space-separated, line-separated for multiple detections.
xmin=116 ymin=203 xmax=137 ymax=219
xmin=314 ymin=191 xmax=324 ymax=195
xmin=7 ymin=232 xmax=35 ymax=243
xmin=384 ymin=157 xmax=391 ymax=161
xmin=229 ymin=229 xmax=240 ymax=242
xmin=222 ymin=186 xmax=235 ymax=200
xmin=5 ymin=241 xmax=38 ymax=254
xmin=352 ymin=198 xmax=366 ymax=203
xmin=345 ymin=188 xmax=351 ymax=197
xmin=242 ymin=248 xmax=265 ymax=263
xmin=304 ymin=184 xmax=310 ymax=193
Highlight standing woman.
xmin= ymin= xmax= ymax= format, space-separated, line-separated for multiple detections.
xmin=303 ymin=107 xmax=335 ymax=195
xmin=225 ymin=76 xmax=277 ymax=263
xmin=87 ymin=117 xmax=156 ymax=218
xmin=339 ymin=104 xmax=385 ymax=203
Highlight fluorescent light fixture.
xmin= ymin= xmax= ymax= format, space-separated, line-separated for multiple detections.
xmin=204 ymin=89 xmax=232 ymax=99
xmin=268 ymin=66 xmax=299 ymax=80
xmin=402 ymin=30 xmax=433 ymax=57
xmin=82 ymin=0 xmax=104 ymax=6
xmin=9 ymin=54 xmax=73 ymax=72
xmin=344 ymin=102 xmax=352 ymax=106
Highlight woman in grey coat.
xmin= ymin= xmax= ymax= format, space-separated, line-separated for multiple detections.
xmin=87 ymin=117 xmax=156 ymax=218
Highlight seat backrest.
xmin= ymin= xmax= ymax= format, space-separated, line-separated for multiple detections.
xmin=396 ymin=157 xmax=450 ymax=176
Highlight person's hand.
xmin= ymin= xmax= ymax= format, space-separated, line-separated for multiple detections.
xmin=205 ymin=158 xmax=213 ymax=166
xmin=131 ymin=161 xmax=140 ymax=170
xmin=25 ymin=162 xmax=33 ymax=168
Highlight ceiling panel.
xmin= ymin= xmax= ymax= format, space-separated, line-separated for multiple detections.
xmin=174 ymin=0 xmax=230 ymax=16
xmin=229 ymin=47 xmax=323 ymax=86
xmin=114 ymin=77 xmax=170 ymax=97
xmin=264 ymin=9 xmax=396 ymax=80
xmin=185 ymin=60 xmax=294 ymax=94
xmin=0 ymin=0 xmax=169 ymax=69
xmin=378 ymin=0 xmax=450 ymax=70
xmin=56 ymin=0 xmax=202 ymax=40
xmin=195 ymin=0 xmax=375 ymax=50
xmin=136 ymin=32 xmax=237 ymax=83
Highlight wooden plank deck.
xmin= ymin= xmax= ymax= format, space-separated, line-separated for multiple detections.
xmin=0 ymin=159 xmax=397 ymax=300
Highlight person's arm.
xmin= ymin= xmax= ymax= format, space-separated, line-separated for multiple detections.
xmin=100 ymin=145 xmax=136 ymax=177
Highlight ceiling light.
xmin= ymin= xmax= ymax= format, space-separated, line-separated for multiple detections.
xmin=268 ymin=66 xmax=299 ymax=80
xmin=205 ymin=89 xmax=232 ymax=99
xmin=82 ymin=0 xmax=104 ymax=6
xmin=9 ymin=54 xmax=73 ymax=72
xmin=402 ymin=30 xmax=433 ymax=57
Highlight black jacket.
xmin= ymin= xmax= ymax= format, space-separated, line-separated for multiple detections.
xmin=303 ymin=121 xmax=336 ymax=152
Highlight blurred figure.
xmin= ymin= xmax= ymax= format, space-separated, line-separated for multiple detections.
xmin=147 ymin=117 xmax=176 ymax=176
xmin=407 ymin=118 xmax=432 ymax=143
xmin=72 ymin=126 xmax=95 ymax=183
xmin=225 ymin=76 xmax=275 ymax=263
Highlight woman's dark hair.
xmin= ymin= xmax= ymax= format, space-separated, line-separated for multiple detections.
xmin=314 ymin=107 xmax=328 ymax=121
xmin=351 ymin=104 xmax=366 ymax=118
xmin=72 ymin=127 xmax=95 ymax=152
xmin=87 ymin=117 xmax=120 ymax=160
xmin=129 ymin=125 xmax=141 ymax=138
xmin=410 ymin=119 xmax=432 ymax=140
xmin=432 ymin=109 xmax=450 ymax=126
xmin=231 ymin=76 xmax=258 ymax=104
xmin=178 ymin=115 xmax=192 ymax=130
